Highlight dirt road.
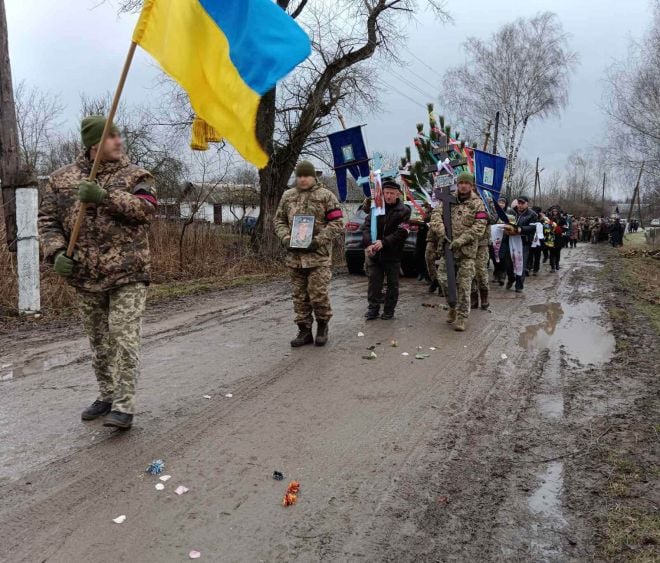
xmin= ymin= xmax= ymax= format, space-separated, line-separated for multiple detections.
xmin=0 ymin=245 xmax=644 ymax=562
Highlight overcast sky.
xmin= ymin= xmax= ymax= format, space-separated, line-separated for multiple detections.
xmin=5 ymin=0 xmax=652 ymax=185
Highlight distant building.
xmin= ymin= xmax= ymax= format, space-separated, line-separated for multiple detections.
xmin=160 ymin=183 xmax=260 ymax=224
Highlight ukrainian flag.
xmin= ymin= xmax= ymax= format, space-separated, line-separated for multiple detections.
xmin=133 ymin=0 xmax=311 ymax=168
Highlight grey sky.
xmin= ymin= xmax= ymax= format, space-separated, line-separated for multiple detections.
xmin=5 ymin=0 xmax=651 ymax=185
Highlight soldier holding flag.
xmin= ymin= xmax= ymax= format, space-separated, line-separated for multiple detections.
xmin=38 ymin=116 xmax=157 ymax=430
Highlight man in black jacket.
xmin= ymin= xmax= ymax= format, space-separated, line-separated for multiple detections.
xmin=502 ymin=195 xmax=538 ymax=292
xmin=362 ymin=179 xmax=412 ymax=320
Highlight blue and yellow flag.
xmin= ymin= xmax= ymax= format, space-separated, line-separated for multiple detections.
xmin=133 ymin=0 xmax=311 ymax=168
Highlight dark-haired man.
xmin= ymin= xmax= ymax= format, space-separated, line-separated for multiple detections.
xmin=362 ymin=179 xmax=411 ymax=320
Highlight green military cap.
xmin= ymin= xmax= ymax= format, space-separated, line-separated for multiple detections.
xmin=81 ymin=115 xmax=119 ymax=149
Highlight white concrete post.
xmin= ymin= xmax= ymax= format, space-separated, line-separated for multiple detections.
xmin=15 ymin=186 xmax=40 ymax=314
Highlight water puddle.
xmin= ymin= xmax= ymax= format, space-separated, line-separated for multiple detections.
xmin=527 ymin=461 xmax=567 ymax=560
xmin=519 ymin=300 xmax=615 ymax=365
xmin=0 ymin=353 xmax=73 ymax=382
xmin=535 ymin=393 xmax=564 ymax=419
xmin=528 ymin=461 xmax=566 ymax=522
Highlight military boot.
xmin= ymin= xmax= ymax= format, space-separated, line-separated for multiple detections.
xmin=454 ymin=317 xmax=466 ymax=332
xmin=103 ymin=411 xmax=133 ymax=430
xmin=446 ymin=307 xmax=457 ymax=324
xmin=81 ymin=400 xmax=112 ymax=421
xmin=291 ymin=323 xmax=314 ymax=347
xmin=471 ymin=291 xmax=479 ymax=309
xmin=315 ymin=320 xmax=329 ymax=347
xmin=479 ymin=288 xmax=490 ymax=310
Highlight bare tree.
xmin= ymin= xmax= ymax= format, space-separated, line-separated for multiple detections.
xmin=14 ymin=81 xmax=64 ymax=175
xmin=254 ymin=0 xmax=449 ymax=255
xmin=178 ymin=146 xmax=233 ymax=270
xmin=42 ymin=131 xmax=83 ymax=174
xmin=603 ymin=0 xmax=660 ymax=219
xmin=442 ymin=12 xmax=578 ymax=198
xmin=508 ymin=158 xmax=535 ymax=198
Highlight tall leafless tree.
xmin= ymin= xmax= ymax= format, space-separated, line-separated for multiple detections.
xmin=442 ymin=12 xmax=578 ymax=198
xmin=603 ymin=0 xmax=660 ymax=219
xmin=178 ymin=147 xmax=233 ymax=270
xmin=14 ymin=81 xmax=64 ymax=175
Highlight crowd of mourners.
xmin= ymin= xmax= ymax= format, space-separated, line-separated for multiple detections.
xmin=415 ymin=195 xmax=631 ymax=309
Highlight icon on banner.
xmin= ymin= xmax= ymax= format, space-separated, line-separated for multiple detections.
xmin=483 ymin=167 xmax=494 ymax=186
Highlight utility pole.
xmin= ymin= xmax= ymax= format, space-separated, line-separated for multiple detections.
xmin=636 ymin=180 xmax=645 ymax=229
xmin=0 ymin=0 xmax=39 ymax=313
xmin=492 ymin=111 xmax=500 ymax=154
xmin=0 ymin=0 xmax=31 ymax=251
xmin=627 ymin=162 xmax=645 ymax=225
xmin=533 ymin=157 xmax=539 ymax=205
xmin=601 ymin=172 xmax=606 ymax=217
xmin=482 ymin=119 xmax=492 ymax=151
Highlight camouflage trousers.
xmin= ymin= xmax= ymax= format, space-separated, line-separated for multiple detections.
xmin=437 ymin=257 xmax=476 ymax=319
xmin=425 ymin=242 xmax=439 ymax=282
xmin=472 ymin=245 xmax=490 ymax=292
xmin=77 ymin=282 xmax=147 ymax=414
xmin=290 ymin=266 xmax=332 ymax=325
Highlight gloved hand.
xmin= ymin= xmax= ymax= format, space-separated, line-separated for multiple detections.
xmin=78 ymin=180 xmax=107 ymax=204
xmin=503 ymin=224 xmax=518 ymax=236
xmin=449 ymin=236 xmax=465 ymax=251
xmin=307 ymin=239 xmax=320 ymax=252
xmin=54 ymin=251 xmax=73 ymax=277
xmin=282 ymin=236 xmax=292 ymax=249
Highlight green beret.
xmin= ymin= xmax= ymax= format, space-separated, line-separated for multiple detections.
xmin=295 ymin=160 xmax=316 ymax=177
xmin=81 ymin=115 xmax=119 ymax=149
xmin=456 ymin=171 xmax=475 ymax=185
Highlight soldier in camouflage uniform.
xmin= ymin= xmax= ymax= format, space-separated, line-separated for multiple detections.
xmin=274 ymin=161 xmax=344 ymax=347
xmin=471 ymin=228 xmax=490 ymax=310
xmin=425 ymin=226 xmax=440 ymax=293
xmin=429 ymin=172 xmax=488 ymax=331
xmin=38 ymin=116 xmax=157 ymax=430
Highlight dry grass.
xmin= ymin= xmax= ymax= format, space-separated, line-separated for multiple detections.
xmin=617 ymin=237 xmax=660 ymax=333
xmin=0 ymin=220 xmax=288 ymax=322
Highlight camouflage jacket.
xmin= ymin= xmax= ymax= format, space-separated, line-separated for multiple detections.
xmin=274 ymin=182 xmax=344 ymax=268
xmin=38 ymin=154 xmax=157 ymax=292
xmin=429 ymin=191 xmax=488 ymax=260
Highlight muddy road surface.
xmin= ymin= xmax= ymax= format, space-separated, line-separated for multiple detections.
xmin=0 ymin=245 xmax=631 ymax=561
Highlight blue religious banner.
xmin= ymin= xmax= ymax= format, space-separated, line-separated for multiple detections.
xmin=473 ymin=148 xmax=509 ymax=222
xmin=327 ymin=126 xmax=371 ymax=201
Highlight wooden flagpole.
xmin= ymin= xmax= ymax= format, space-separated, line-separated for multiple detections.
xmin=66 ymin=41 xmax=138 ymax=257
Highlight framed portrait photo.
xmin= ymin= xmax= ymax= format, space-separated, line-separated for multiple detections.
xmin=290 ymin=215 xmax=316 ymax=249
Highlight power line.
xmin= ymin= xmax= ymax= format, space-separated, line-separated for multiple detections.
xmin=388 ymin=61 xmax=440 ymax=93
xmin=379 ymin=81 xmax=428 ymax=110
xmin=404 ymin=47 xmax=443 ymax=76
xmin=389 ymin=68 xmax=438 ymax=103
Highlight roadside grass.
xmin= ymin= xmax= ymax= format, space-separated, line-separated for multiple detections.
xmin=604 ymin=504 xmax=660 ymax=563
xmin=617 ymin=237 xmax=660 ymax=335
xmin=598 ymin=246 xmax=660 ymax=562
xmin=623 ymin=232 xmax=649 ymax=248
xmin=147 ymin=272 xmax=286 ymax=302
xmin=0 ymin=221 xmax=287 ymax=325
